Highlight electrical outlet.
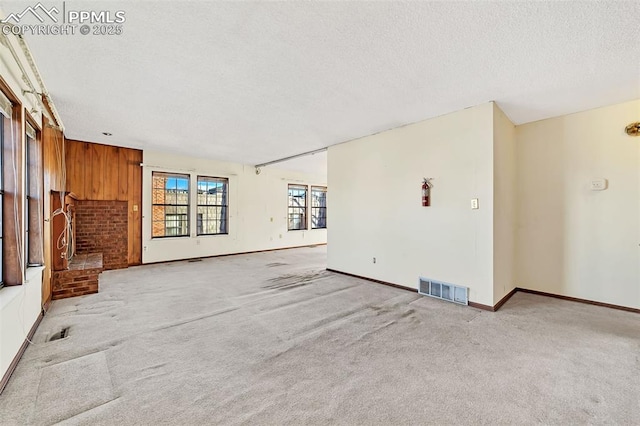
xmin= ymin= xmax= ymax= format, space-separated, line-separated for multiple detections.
xmin=373 ymin=257 xmax=376 ymax=264
xmin=471 ymin=198 xmax=479 ymax=209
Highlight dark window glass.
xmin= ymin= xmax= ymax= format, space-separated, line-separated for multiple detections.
xmin=288 ymin=185 xmax=307 ymax=231
xmin=197 ymin=176 xmax=228 ymax=235
xmin=152 ymin=172 xmax=190 ymax=237
xmin=311 ymin=186 xmax=327 ymax=229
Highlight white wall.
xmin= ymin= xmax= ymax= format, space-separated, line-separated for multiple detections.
xmin=142 ymin=150 xmax=327 ymax=263
xmin=0 ymin=22 xmax=46 ymax=382
xmin=516 ymin=100 xmax=640 ymax=310
xmin=327 ymin=103 xmax=496 ymax=306
xmin=493 ymin=103 xmax=517 ymax=304
xmin=0 ymin=268 xmax=43 ymax=379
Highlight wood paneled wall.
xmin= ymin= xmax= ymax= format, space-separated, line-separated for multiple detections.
xmin=64 ymin=140 xmax=142 ymax=265
xmin=42 ymin=122 xmax=64 ymax=306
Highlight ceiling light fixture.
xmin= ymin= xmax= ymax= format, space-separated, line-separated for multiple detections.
xmin=624 ymin=122 xmax=640 ymax=137
xmin=102 ymin=132 xmax=113 ymax=136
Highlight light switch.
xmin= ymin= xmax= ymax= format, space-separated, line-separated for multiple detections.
xmin=133 ymin=204 xmax=139 ymax=211
xmin=471 ymin=198 xmax=479 ymax=209
xmin=590 ymin=178 xmax=607 ymax=191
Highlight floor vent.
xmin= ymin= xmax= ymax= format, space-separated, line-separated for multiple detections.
xmin=49 ymin=327 xmax=70 ymax=342
xmin=418 ymin=278 xmax=468 ymax=305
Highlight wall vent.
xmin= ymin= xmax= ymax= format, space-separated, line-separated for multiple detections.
xmin=418 ymin=278 xmax=468 ymax=305
xmin=49 ymin=327 xmax=70 ymax=342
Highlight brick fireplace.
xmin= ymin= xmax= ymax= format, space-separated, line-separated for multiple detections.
xmin=75 ymin=200 xmax=128 ymax=270
xmin=52 ymin=199 xmax=128 ymax=300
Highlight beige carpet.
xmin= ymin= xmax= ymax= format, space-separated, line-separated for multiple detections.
xmin=1 ymin=246 xmax=638 ymax=425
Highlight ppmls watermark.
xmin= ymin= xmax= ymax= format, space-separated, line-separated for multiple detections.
xmin=1 ymin=2 xmax=126 ymax=36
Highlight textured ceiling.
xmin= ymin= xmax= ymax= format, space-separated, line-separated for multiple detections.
xmin=7 ymin=1 xmax=640 ymax=168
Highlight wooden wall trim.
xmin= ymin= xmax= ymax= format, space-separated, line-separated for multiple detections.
xmin=0 ymin=310 xmax=43 ymax=395
xmin=467 ymin=301 xmax=495 ymax=311
xmin=42 ymin=297 xmax=52 ymax=313
xmin=41 ymin=94 xmax=61 ymax=129
xmin=516 ymin=288 xmax=640 ymax=314
xmin=467 ymin=289 xmax=517 ymax=311
xmin=326 ymin=268 xmax=416 ymax=294
xmin=25 ymin=110 xmax=41 ymax=132
xmin=323 ymin=271 xmax=638 ymax=315
xmin=0 ymin=75 xmax=20 ymax=105
xmin=143 ymin=243 xmax=328 ymax=266
xmin=42 ymin=123 xmax=64 ymax=305
xmin=495 ymin=288 xmax=518 ymax=310
xmin=326 ymin=268 xmax=502 ymax=311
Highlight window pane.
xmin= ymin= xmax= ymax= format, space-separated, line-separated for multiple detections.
xmin=152 ymin=172 xmax=190 ymax=238
xmin=196 ymin=176 xmax=228 ymax=235
xmin=163 ymin=190 xmax=177 ymax=206
xmin=288 ymin=185 xmax=308 ymax=230
xmin=311 ymin=186 xmax=327 ymax=229
xmin=26 ymin=132 xmax=44 ymax=266
xmin=165 ymin=213 xmax=188 ymax=237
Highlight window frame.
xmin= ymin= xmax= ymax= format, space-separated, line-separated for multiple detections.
xmin=0 ymin=116 xmax=4 ymax=289
xmin=287 ymin=184 xmax=308 ymax=231
xmin=0 ymin=84 xmax=24 ymax=287
xmin=151 ymin=171 xmax=191 ymax=239
xmin=196 ymin=175 xmax=229 ymax=236
xmin=310 ymin=186 xmax=327 ymax=230
xmin=25 ymin=118 xmax=43 ymax=267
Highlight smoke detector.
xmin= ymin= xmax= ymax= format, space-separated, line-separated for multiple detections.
xmin=625 ymin=122 xmax=640 ymax=136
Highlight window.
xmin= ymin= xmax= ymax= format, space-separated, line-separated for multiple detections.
xmin=0 ymin=83 xmax=36 ymax=286
xmin=288 ymin=184 xmax=307 ymax=231
xmin=25 ymin=122 xmax=43 ymax=266
xmin=0 ymin=88 xmax=13 ymax=287
xmin=152 ymin=172 xmax=190 ymax=237
xmin=0 ymin=116 xmax=3 ymax=289
xmin=311 ymin=186 xmax=327 ymax=229
xmin=197 ymin=176 xmax=228 ymax=235
xmin=165 ymin=213 xmax=188 ymax=237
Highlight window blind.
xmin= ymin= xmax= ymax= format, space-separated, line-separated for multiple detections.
xmin=26 ymin=122 xmax=36 ymax=139
xmin=0 ymin=90 xmax=12 ymax=118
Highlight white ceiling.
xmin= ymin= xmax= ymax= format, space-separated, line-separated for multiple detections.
xmin=8 ymin=1 xmax=640 ymax=169
xmin=269 ymin=150 xmax=327 ymax=177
